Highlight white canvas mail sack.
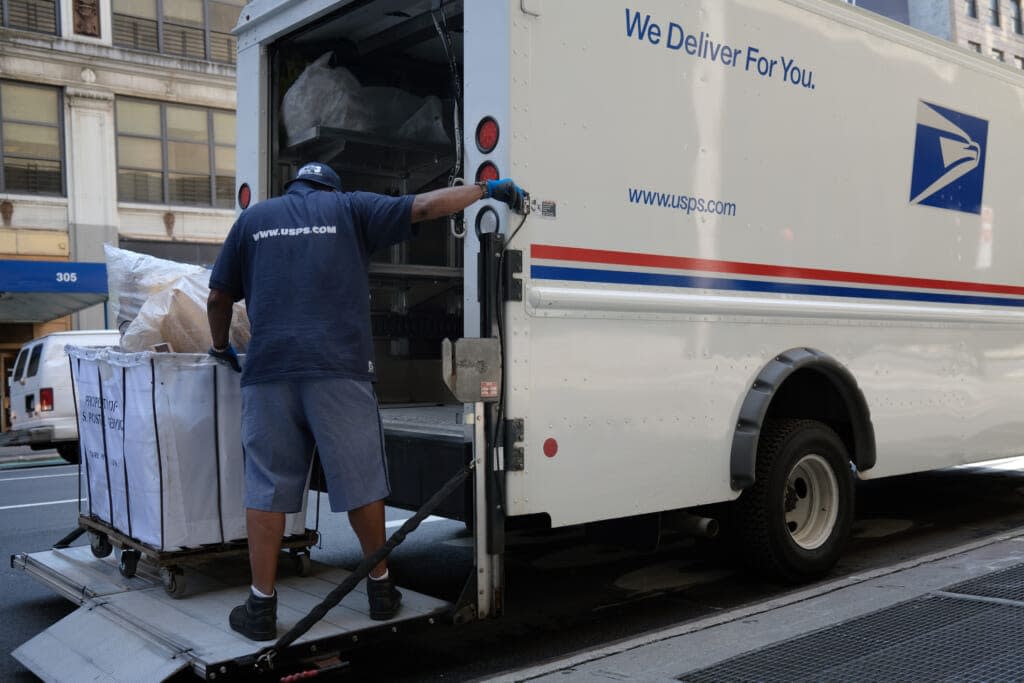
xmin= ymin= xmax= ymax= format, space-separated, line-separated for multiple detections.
xmin=69 ymin=347 xmax=307 ymax=550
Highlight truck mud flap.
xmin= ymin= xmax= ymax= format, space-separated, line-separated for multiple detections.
xmin=13 ymin=546 xmax=451 ymax=681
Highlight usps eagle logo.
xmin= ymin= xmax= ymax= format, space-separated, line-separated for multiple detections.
xmin=909 ymin=101 xmax=988 ymax=215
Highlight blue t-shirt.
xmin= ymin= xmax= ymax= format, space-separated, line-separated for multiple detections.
xmin=209 ymin=182 xmax=415 ymax=386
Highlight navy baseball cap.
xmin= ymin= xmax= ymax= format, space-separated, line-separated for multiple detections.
xmin=285 ymin=162 xmax=342 ymax=192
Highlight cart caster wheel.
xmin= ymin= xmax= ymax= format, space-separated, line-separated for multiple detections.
xmin=161 ymin=567 xmax=187 ymax=598
xmin=291 ymin=550 xmax=312 ymax=577
xmin=118 ymin=549 xmax=140 ymax=578
xmin=90 ymin=532 xmax=113 ymax=559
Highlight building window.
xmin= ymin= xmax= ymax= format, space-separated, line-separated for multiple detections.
xmin=1015 ymin=55 xmax=1024 ymax=68
xmin=116 ymin=99 xmax=235 ymax=208
xmin=1 ymin=0 xmax=58 ymax=34
xmin=967 ymin=0 xmax=979 ymax=18
xmin=968 ymin=40 xmax=983 ymax=51
xmin=989 ymin=0 xmax=1001 ymax=25
xmin=993 ymin=47 xmax=1006 ymax=60
xmin=111 ymin=0 xmax=244 ymax=64
xmin=1013 ymin=0 xmax=1023 ymax=32
xmin=0 ymin=81 xmax=64 ymax=196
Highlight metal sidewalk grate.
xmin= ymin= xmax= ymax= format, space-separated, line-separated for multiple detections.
xmin=945 ymin=562 xmax=1024 ymax=602
xmin=681 ymin=595 xmax=1024 ymax=682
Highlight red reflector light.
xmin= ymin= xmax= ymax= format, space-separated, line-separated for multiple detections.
xmin=476 ymin=162 xmax=499 ymax=183
xmin=238 ymin=183 xmax=252 ymax=209
xmin=39 ymin=387 xmax=54 ymax=412
xmin=475 ymin=117 xmax=499 ymax=154
xmin=543 ymin=438 xmax=558 ymax=458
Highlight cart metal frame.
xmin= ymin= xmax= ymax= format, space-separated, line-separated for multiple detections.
xmin=76 ymin=514 xmax=320 ymax=597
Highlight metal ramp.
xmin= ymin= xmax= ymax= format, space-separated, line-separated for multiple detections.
xmin=12 ymin=546 xmax=451 ymax=681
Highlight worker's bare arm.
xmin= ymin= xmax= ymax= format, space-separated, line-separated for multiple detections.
xmin=207 ymin=287 xmax=235 ymax=350
xmin=411 ymin=184 xmax=484 ymax=223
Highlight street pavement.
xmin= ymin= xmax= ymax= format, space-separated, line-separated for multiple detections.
xmin=491 ymin=528 xmax=1024 ymax=682
xmin=1 ymin=464 xmax=83 ymax=683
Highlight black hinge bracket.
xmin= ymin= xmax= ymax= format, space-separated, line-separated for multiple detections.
xmin=502 ymin=250 xmax=523 ymax=302
xmin=504 ymin=418 xmax=525 ymax=471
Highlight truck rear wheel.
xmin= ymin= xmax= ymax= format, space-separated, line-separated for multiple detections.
xmin=735 ymin=418 xmax=854 ymax=583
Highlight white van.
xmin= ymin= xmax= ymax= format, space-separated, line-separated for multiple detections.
xmin=2 ymin=330 xmax=120 ymax=464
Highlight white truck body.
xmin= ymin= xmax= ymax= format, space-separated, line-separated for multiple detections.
xmin=508 ymin=0 xmax=1024 ymax=525
xmin=236 ymin=0 xmax=1024 ymax=525
xmin=14 ymin=1 xmax=1024 ymax=680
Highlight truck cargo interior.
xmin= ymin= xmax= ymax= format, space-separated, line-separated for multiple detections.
xmin=271 ymin=0 xmax=465 ymax=407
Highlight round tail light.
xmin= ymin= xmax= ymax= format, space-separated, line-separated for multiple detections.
xmin=475 ymin=162 xmax=499 ymax=183
xmin=238 ymin=183 xmax=252 ymax=209
xmin=475 ymin=117 xmax=499 ymax=154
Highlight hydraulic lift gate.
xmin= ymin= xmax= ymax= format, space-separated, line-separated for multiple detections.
xmin=12 ymin=546 xmax=449 ymax=681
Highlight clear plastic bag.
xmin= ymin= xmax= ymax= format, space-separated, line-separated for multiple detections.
xmin=281 ymin=52 xmax=451 ymax=147
xmin=281 ymin=53 xmax=365 ymax=146
xmin=397 ymin=95 xmax=450 ymax=144
xmin=120 ymin=272 xmax=250 ymax=353
xmin=105 ymin=244 xmax=209 ymax=334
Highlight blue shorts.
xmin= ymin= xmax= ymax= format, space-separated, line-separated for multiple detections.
xmin=241 ymin=378 xmax=390 ymax=513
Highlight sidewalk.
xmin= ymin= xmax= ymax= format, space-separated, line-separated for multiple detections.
xmin=0 ymin=445 xmax=63 ymax=467
xmin=492 ymin=529 xmax=1024 ymax=682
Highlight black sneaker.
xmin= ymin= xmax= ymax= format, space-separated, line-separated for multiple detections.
xmin=229 ymin=591 xmax=277 ymax=641
xmin=367 ymin=576 xmax=402 ymax=620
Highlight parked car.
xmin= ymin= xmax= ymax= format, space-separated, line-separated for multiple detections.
xmin=2 ymin=330 xmax=120 ymax=464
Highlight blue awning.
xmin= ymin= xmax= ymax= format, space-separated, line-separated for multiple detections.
xmin=0 ymin=260 xmax=107 ymax=323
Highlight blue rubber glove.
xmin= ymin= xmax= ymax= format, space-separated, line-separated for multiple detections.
xmin=485 ymin=178 xmax=527 ymax=213
xmin=208 ymin=344 xmax=241 ymax=373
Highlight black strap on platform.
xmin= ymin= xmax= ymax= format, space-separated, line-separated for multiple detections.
xmin=250 ymin=461 xmax=473 ymax=673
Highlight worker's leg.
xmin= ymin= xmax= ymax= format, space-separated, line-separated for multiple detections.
xmin=240 ymin=380 xmax=314 ymax=593
xmin=349 ymin=496 xmax=401 ymax=619
xmin=348 ymin=499 xmax=387 ymax=578
xmin=303 ymin=378 xmax=401 ymax=619
xmin=247 ymin=509 xmax=286 ymax=594
xmin=231 ymin=382 xmax=314 ymax=640
xmin=302 ymin=377 xmax=391 ymax=530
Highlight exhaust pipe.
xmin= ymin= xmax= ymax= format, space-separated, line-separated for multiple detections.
xmin=664 ymin=511 xmax=720 ymax=539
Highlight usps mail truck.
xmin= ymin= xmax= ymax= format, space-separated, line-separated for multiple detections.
xmin=14 ymin=1 xmax=1024 ymax=679
xmin=232 ymin=0 xmax=1024 ymax=583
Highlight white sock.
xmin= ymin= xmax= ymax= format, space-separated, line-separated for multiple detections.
xmin=251 ymin=584 xmax=274 ymax=599
xmin=369 ymin=569 xmax=389 ymax=581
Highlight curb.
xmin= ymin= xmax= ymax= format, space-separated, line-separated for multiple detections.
xmin=0 ymin=452 xmax=67 ymax=468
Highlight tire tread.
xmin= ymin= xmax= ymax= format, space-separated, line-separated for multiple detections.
xmin=735 ymin=418 xmax=852 ymax=582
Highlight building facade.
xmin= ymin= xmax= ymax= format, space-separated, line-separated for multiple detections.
xmin=0 ymin=0 xmax=242 ymax=429
xmin=850 ymin=0 xmax=1024 ymax=67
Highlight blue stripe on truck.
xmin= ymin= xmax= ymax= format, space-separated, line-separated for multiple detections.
xmin=530 ymin=265 xmax=1024 ymax=308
